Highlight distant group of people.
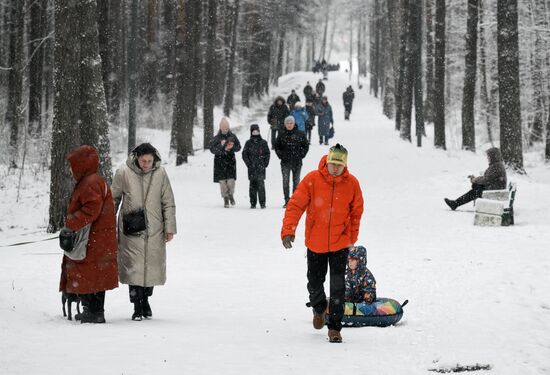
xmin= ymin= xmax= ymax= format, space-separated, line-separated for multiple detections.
xmin=209 ymin=80 xmax=357 ymax=209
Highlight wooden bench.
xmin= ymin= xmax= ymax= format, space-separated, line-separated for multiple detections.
xmin=474 ymin=183 xmax=516 ymax=226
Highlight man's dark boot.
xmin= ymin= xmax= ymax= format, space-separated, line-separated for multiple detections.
xmin=142 ymin=297 xmax=152 ymax=319
xmin=444 ymin=198 xmax=458 ymax=211
xmin=229 ymin=195 xmax=235 ymax=206
xmin=223 ymin=197 xmax=230 ymax=208
xmin=132 ymin=302 xmax=143 ymax=321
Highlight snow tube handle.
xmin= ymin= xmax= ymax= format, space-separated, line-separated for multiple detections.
xmin=401 ymin=299 xmax=409 ymax=308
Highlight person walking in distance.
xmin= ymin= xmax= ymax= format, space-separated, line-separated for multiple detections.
xmin=242 ymin=124 xmax=271 ymax=209
xmin=267 ymin=96 xmax=290 ymax=149
xmin=209 ymin=117 xmax=242 ymax=207
xmin=281 ymin=144 xmax=364 ymax=343
xmin=274 ymin=116 xmax=309 ymax=208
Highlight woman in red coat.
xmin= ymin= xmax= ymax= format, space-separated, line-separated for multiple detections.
xmin=59 ymin=145 xmax=118 ymax=323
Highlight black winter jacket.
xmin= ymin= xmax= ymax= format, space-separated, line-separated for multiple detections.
xmin=274 ymin=128 xmax=309 ymax=167
xmin=242 ymin=136 xmax=271 ymax=180
xmin=209 ymin=131 xmax=241 ymax=182
xmin=267 ymin=97 xmax=290 ymax=130
xmin=473 ymin=147 xmax=507 ymax=190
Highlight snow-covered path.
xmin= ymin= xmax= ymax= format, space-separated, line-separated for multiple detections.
xmin=1 ymin=71 xmax=549 ymax=374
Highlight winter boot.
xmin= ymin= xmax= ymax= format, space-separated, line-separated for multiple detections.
xmin=229 ymin=195 xmax=235 ymax=206
xmin=80 ymin=312 xmax=105 ymax=324
xmin=142 ymin=297 xmax=152 ymax=319
xmin=444 ymin=198 xmax=458 ymax=211
xmin=328 ymin=329 xmax=342 ymax=343
xmin=132 ymin=302 xmax=143 ymax=321
xmin=312 ymin=311 xmax=326 ymax=330
xmin=223 ymin=197 xmax=230 ymax=208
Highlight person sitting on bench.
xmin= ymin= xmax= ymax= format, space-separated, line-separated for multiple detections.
xmin=444 ymin=147 xmax=507 ymax=211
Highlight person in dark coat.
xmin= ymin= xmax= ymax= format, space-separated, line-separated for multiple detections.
xmin=59 ymin=145 xmax=118 ymax=324
xmin=267 ymin=96 xmax=290 ymax=149
xmin=304 ymin=98 xmax=316 ymax=144
xmin=275 ymin=116 xmax=310 ymax=207
xmin=242 ymin=124 xmax=271 ymax=209
xmin=315 ymin=79 xmax=326 ymax=96
xmin=316 ymin=96 xmax=334 ymax=145
xmin=209 ymin=117 xmax=242 ymax=208
xmin=303 ymin=81 xmax=314 ymax=101
xmin=444 ymin=147 xmax=507 ymax=210
xmin=287 ymin=90 xmax=301 ymax=111
xmin=343 ymin=86 xmax=355 ymax=120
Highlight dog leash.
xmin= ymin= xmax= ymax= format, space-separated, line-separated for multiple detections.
xmin=0 ymin=235 xmax=59 ymax=248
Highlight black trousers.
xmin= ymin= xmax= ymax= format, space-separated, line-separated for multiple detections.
xmin=281 ymin=163 xmax=302 ymax=201
xmin=249 ymin=178 xmax=266 ymax=207
xmin=455 ymin=183 xmax=485 ymax=207
xmin=129 ymin=285 xmax=154 ymax=303
xmin=80 ymin=291 xmax=105 ymax=314
xmin=306 ymin=128 xmax=312 ymax=143
xmin=307 ymin=248 xmax=348 ymax=331
xmin=271 ymin=128 xmax=278 ymax=148
xmin=344 ymin=103 xmax=353 ymax=115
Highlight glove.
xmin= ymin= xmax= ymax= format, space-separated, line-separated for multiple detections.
xmin=282 ymin=235 xmax=295 ymax=249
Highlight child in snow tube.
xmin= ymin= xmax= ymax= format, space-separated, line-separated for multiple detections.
xmin=341 ymin=246 xmax=406 ymax=327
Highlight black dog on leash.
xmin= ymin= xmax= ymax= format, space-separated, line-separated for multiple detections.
xmin=62 ymin=292 xmax=81 ymax=321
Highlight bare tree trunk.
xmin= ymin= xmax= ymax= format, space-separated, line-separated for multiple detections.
xmin=395 ymin=0 xmax=409 ymax=132
xmin=412 ymin=0 xmax=425 ymax=146
xmin=173 ymin=0 xmax=201 ymax=165
xmin=28 ymin=0 xmax=47 ymax=137
xmin=461 ymin=0 xmax=478 ymax=152
xmin=5 ymin=0 xmax=24 ymax=168
xmin=497 ymin=0 xmax=523 ymax=171
xmin=424 ymin=0 xmax=435 ymax=123
xmin=400 ymin=1 xmax=415 ymax=143
xmin=478 ymin=0 xmax=494 ymax=146
xmin=49 ymin=1 xmax=82 ymax=232
xmin=433 ymin=0 xmax=446 ymax=149
xmin=203 ymin=0 xmax=218 ymax=148
xmin=222 ymin=0 xmax=239 ymax=116
xmin=128 ymin=0 xmax=139 ymax=153
xmin=528 ymin=0 xmax=546 ymax=145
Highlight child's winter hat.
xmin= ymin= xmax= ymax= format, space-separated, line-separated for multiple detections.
xmin=250 ymin=123 xmax=260 ymax=136
xmin=327 ymin=143 xmax=348 ymax=166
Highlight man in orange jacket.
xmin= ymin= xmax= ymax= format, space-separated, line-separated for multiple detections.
xmin=281 ymin=144 xmax=364 ymax=343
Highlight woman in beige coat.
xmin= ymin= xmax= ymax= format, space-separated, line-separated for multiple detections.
xmin=112 ymin=143 xmax=177 ymax=320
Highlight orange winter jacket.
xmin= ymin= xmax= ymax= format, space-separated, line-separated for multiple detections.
xmin=281 ymin=155 xmax=364 ymax=253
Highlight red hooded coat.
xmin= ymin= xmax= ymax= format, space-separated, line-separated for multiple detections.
xmin=59 ymin=145 xmax=118 ymax=294
xmin=281 ymin=155 xmax=364 ymax=253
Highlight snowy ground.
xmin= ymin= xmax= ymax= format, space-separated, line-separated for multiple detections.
xmin=1 ymin=70 xmax=550 ymax=374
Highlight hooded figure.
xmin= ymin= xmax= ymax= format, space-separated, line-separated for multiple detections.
xmin=209 ymin=117 xmax=242 ymax=207
xmin=267 ymin=96 xmax=290 ymax=148
xmin=444 ymin=147 xmax=507 ymax=210
xmin=111 ymin=142 xmax=177 ymax=320
xmin=345 ymin=246 xmax=376 ymax=303
xmin=342 ymin=86 xmax=355 ymax=120
xmin=242 ymin=124 xmax=271 ymax=208
xmin=59 ymin=145 xmax=118 ymax=323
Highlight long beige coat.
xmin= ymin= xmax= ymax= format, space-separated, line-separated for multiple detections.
xmin=112 ymin=155 xmax=177 ymax=287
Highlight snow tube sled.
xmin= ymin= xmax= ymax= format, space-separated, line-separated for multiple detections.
xmin=340 ymin=298 xmax=408 ymax=327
